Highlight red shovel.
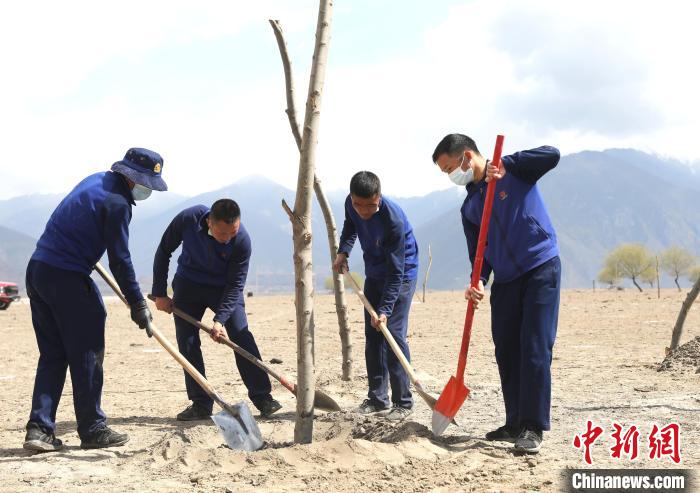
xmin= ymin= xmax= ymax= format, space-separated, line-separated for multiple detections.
xmin=431 ymin=134 xmax=505 ymax=436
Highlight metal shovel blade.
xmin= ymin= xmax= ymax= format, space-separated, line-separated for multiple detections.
xmin=314 ymin=389 xmax=342 ymax=412
xmin=210 ymin=401 xmax=263 ymax=452
xmin=431 ymin=376 xmax=470 ymax=436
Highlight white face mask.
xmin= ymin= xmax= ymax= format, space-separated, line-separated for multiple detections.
xmin=131 ymin=184 xmax=152 ymax=201
xmin=448 ymin=154 xmax=474 ymax=186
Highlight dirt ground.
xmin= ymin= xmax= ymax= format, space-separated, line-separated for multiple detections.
xmin=0 ymin=288 xmax=698 ymax=492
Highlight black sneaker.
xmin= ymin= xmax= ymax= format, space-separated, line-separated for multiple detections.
xmin=485 ymin=424 xmax=520 ymax=443
xmin=256 ymin=398 xmax=282 ymax=418
xmin=385 ymin=405 xmax=412 ymax=421
xmin=176 ymin=403 xmax=212 ymax=422
xmin=23 ymin=422 xmax=63 ymax=452
xmin=80 ymin=426 xmax=129 ymax=449
xmin=514 ymin=427 xmax=543 ymax=454
xmin=356 ymin=399 xmax=389 ymax=415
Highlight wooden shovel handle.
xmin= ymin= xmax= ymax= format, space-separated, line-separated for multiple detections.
xmin=93 ymin=263 xmax=221 ymax=403
xmin=344 ymin=273 xmax=420 ymax=383
xmin=146 ymin=294 xmax=297 ymax=395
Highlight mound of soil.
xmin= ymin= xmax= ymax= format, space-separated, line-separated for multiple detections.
xmin=658 ymin=336 xmax=700 ymax=373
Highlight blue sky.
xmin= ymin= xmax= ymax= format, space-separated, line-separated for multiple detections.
xmin=1 ymin=0 xmax=698 ymax=200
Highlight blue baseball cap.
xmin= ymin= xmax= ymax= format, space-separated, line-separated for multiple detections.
xmin=111 ymin=148 xmax=167 ymax=191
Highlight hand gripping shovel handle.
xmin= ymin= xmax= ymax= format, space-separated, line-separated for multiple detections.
xmin=455 ymin=134 xmax=505 ymax=381
xmin=344 ymin=273 xmax=437 ymax=409
xmin=93 ymin=263 xmax=247 ymax=431
xmin=147 ymin=295 xmax=341 ymax=412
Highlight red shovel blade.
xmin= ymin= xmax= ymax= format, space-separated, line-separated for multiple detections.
xmin=431 ymin=376 xmax=470 ymax=436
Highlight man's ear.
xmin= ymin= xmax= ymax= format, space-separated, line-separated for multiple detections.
xmin=464 ymin=150 xmax=474 ymax=162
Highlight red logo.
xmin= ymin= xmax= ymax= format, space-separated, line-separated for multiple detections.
xmin=499 ymin=190 xmax=508 ymax=200
xmin=573 ymin=421 xmax=682 ymax=465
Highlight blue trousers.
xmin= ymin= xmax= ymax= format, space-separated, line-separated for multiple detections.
xmin=490 ymin=256 xmax=560 ymax=431
xmin=363 ymin=277 xmax=416 ymax=409
xmin=172 ymin=275 xmax=271 ymax=412
xmin=25 ymin=260 xmax=107 ymax=439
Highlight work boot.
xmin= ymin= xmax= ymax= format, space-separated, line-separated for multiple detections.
xmin=176 ymin=403 xmax=211 ymax=422
xmin=385 ymin=405 xmax=412 ymax=421
xmin=80 ymin=426 xmax=129 ymax=449
xmin=356 ymin=399 xmax=389 ymax=415
xmin=485 ymin=424 xmax=520 ymax=443
xmin=514 ymin=427 xmax=543 ymax=454
xmin=23 ymin=422 xmax=63 ymax=453
xmin=256 ymin=398 xmax=282 ymax=418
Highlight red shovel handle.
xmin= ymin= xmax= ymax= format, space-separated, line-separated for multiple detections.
xmin=455 ymin=135 xmax=504 ymax=380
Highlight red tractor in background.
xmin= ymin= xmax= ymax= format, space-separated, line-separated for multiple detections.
xmin=0 ymin=282 xmax=20 ymax=310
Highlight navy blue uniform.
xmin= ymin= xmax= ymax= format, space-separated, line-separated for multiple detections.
xmin=338 ymin=195 xmax=419 ymax=409
xmin=26 ymin=171 xmax=142 ymax=439
xmin=152 ymin=205 xmax=271 ymax=411
xmin=462 ymin=146 xmax=561 ymax=431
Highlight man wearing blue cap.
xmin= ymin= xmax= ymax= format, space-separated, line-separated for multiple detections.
xmin=151 ymin=199 xmax=281 ymax=420
xmin=23 ymin=148 xmax=167 ymax=452
xmin=333 ymin=171 xmax=419 ymax=421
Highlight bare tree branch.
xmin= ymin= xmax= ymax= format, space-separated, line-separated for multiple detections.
xmin=269 ymin=19 xmax=303 ymax=150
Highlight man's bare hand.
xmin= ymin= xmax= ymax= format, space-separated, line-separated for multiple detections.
xmin=154 ymin=296 xmax=173 ymax=314
xmin=485 ymin=161 xmax=506 ymax=182
xmin=332 ymin=253 xmax=349 ymax=274
xmin=370 ymin=312 xmax=387 ymax=331
xmin=464 ymin=280 xmax=485 ymax=308
xmin=210 ymin=321 xmax=226 ymax=342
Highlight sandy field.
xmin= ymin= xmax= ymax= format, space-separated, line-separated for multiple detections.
xmin=0 ymin=288 xmax=698 ymax=492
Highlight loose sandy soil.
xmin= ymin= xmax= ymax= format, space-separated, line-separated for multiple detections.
xmin=1 ymin=288 xmax=698 ymax=492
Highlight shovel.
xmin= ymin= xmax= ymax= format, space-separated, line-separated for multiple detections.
xmin=344 ymin=273 xmax=440 ymax=413
xmin=94 ymin=263 xmax=263 ymax=451
xmin=432 ymin=134 xmax=505 ymax=436
xmin=147 ymin=294 xmax=341 ymax=412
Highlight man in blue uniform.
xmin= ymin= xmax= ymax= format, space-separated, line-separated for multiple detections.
xmin=333 ymin=171 xmax=419 ymax=421
xmin=432 ymin=134 xmax=561 ymax=454
xmin=23 ymin=148 xmax=167 ymax=452
xmin=151 ymin=199 xmax=281 ymax=420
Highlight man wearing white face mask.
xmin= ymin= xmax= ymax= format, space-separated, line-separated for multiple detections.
xmin=23 ymin=147 xmax=166 ymax=453
xmin=433 ymin=133 xmax=561 ymax=455
xmin=151 ymin=199 xmax=281 ymax=421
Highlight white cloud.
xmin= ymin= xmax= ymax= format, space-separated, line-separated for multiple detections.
xmin=1 ymin=0 xmax=699 ymax=201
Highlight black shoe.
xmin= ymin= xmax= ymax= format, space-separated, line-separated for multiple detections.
xmin=80 ymin=426 xmax=129 ymax=449
xmin=356 ymin=399 xmax=389 ymax=415
xmin=256 ymin=398 xmax=282 ymax=418
xmin=23 ymin=422 xmax=63 ymax=452
xmin=385 ymin=405 xmax=412 ymax=421
xmin=485 ymin=424 xmax=520 ymax=443
xmin=176 ymin=403 xmax=212 ymax=422
xmin=514 ymin=427 xmax=543 ymax=454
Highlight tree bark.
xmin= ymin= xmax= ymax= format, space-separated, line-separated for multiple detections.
xmin=287 ymin=0 xmax=333 ymax=444
xmin=269 ymin=17 xmax=352 ymax=381
xmin=631 ymin=276 xmax=643 ymax=292
xmin=670 ymin=276 xmax=700 ymax=350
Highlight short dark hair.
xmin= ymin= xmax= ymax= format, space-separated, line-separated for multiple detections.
xmin=432 ymin=134 xmax=480 ymax=163
xmin=350 ymin=171 xmax=381 ymax=198
xmin=210 ymin=199 xmax=241 ymax=224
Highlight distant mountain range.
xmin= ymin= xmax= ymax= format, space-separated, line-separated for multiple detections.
xmin=1 ymin=149 xmax=699 ymax=293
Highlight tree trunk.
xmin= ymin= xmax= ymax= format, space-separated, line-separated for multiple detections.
xmin=669 ymin=276 xmax=700 ymax=350
xmin=315 ymin=176 xmax=353 ymax=380
xmin=269 ymin=17 xmax=352 ymax=381
xmin=288 ymin=0 xmax=333 ymax=444
xmin=674 ymin=275 xmax=681 ymax=292
xmin=631 ymin=276 xmax=643 ymax=292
